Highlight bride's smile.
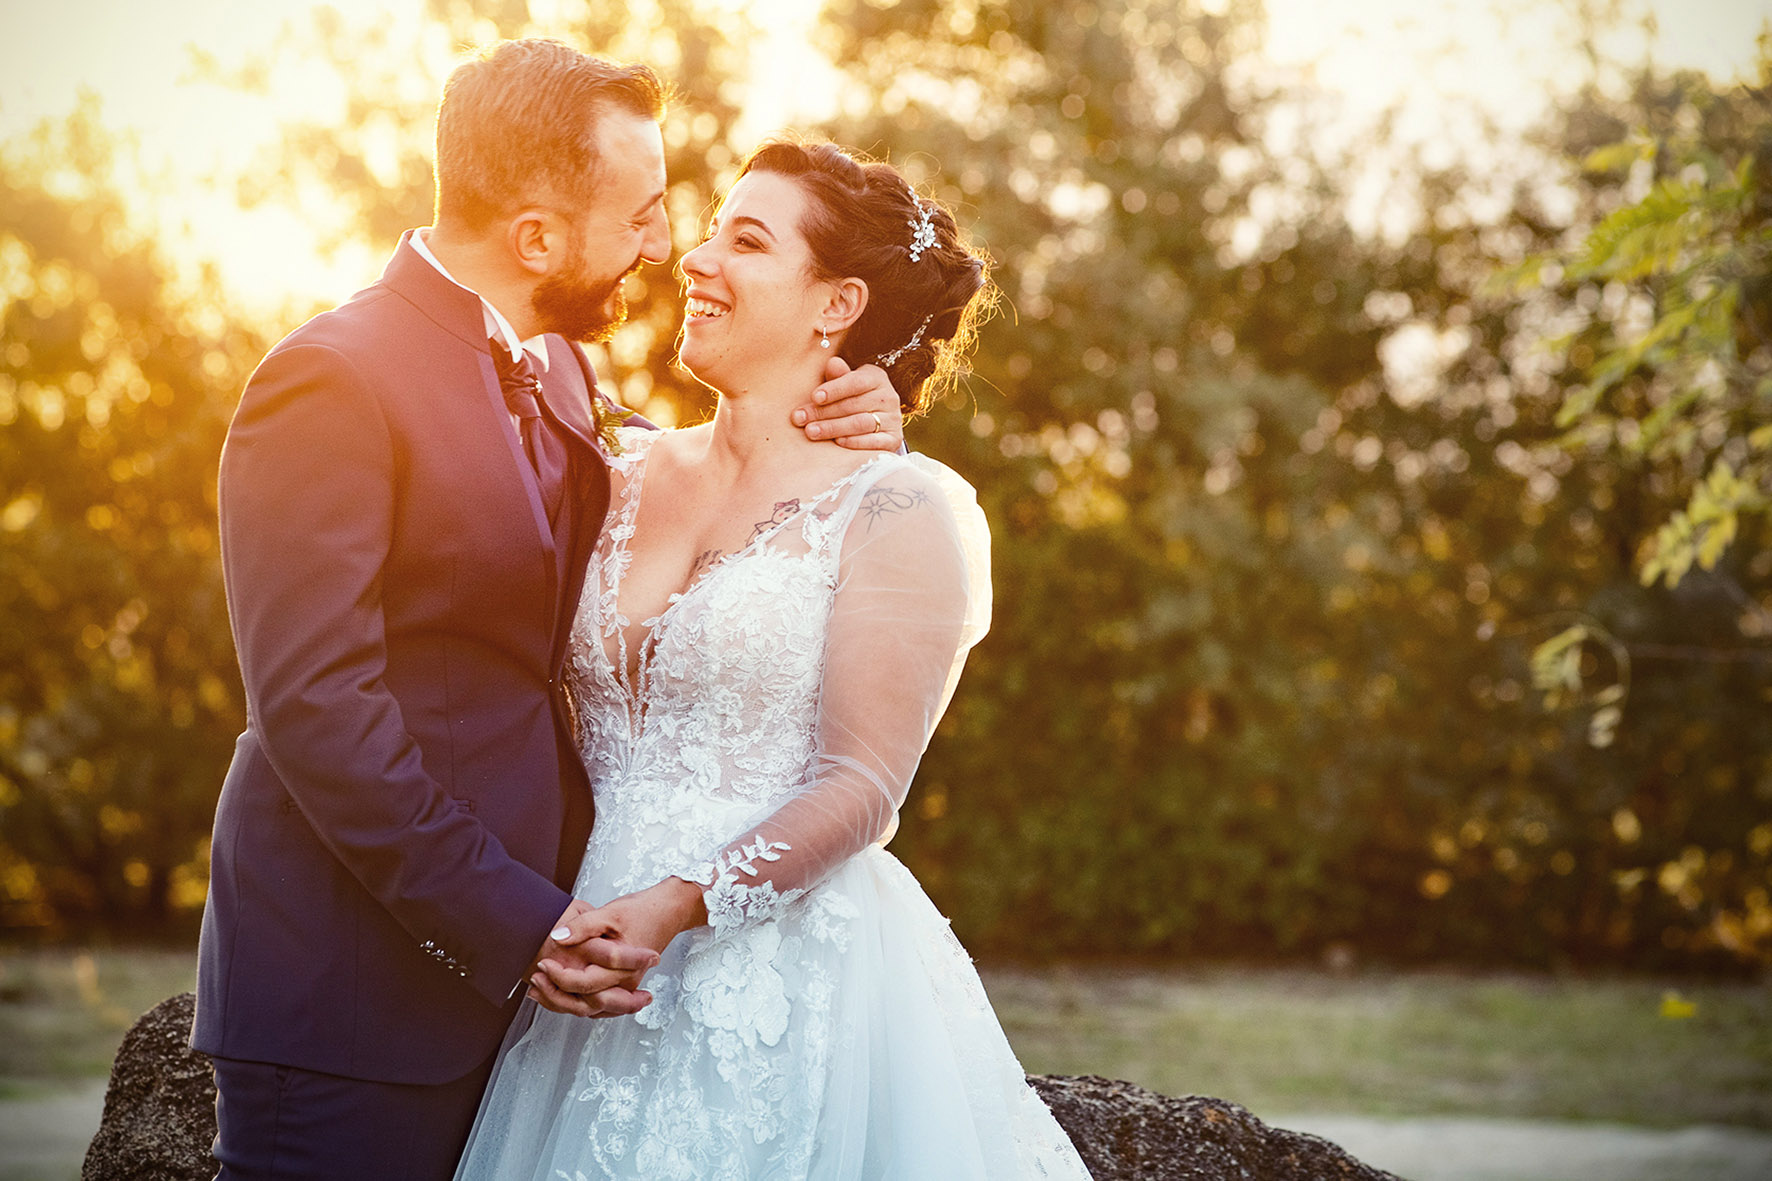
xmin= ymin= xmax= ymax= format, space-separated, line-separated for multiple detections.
xmin=676 ymin=171 xmax=867 ymax=399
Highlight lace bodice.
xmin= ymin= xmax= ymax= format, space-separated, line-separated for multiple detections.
xmin=564 ymin=427 xmax=991 ymax=934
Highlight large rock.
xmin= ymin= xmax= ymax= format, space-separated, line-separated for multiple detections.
xmin=83 ymin=992 xmax=217 ymax=1181
xmin=86 ymin=993 xmax=1403 ymax=1180
xmin=1027 ymin=1074 xmax=1403 ymax=1180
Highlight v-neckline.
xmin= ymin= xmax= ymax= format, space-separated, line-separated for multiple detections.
xmin=597 ymin=433 xmax=888 ymax=724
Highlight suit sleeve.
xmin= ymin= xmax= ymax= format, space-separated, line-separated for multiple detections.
xmin=219 ymin=341 xmax=568 ymax=1006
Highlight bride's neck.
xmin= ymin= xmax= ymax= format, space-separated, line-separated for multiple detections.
xmin=701 ymin=366 xmax=834 ymax=475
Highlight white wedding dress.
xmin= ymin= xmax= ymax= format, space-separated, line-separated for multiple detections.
xmin=455 ymin=430 xmax=1090 ymax=1180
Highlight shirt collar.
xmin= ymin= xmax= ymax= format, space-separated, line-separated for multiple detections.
xmin=410 ymin=228 xmax=550 ymax=372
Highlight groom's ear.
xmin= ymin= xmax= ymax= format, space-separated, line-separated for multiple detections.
xmin=508 ymin=209 xmax=560 ymax=276
xmin=823 ymin=278 xmax=869 ymax=333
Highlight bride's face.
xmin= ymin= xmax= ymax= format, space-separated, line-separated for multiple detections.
xmin=677 ymin=172 xmax=833 ymax=391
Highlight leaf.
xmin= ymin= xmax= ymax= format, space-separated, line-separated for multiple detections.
xmin=1482 ymin=254 xmax=1549 ymax=297
xmin=1696 ymin=513 xmax=1736 ymax=570
xmin=1530 ymin=625 xmax=1589 ymax=707
xmin=1589 ymin=704 xmax=1622 ymax=748
xmin=1582 ymin=137 xmax=1655 ymax=174
xmin=1554 ymin=383 xmax=1603 ymax=429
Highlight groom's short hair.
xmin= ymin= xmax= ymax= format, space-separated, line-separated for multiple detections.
xmin=434 ymin=39 xmax=665 ymax=230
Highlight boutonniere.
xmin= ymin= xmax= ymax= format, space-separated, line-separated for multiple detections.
xmin=591 ymin=394 xmax=636 ymax=456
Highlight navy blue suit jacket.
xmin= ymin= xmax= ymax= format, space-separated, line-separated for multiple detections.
xmin=194 ymin=232 xmax=620 ymax=1084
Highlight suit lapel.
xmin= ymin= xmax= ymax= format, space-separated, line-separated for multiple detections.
xmin=534 ymin=340 xmax=612 ymax=671
xmin=381 ymin=230 xmax=562 ymax=626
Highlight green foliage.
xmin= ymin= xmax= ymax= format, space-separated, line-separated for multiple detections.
xmin=0 ymin=108 xmax=259 ymax=937
xmin=811 ymin=0 xmax=1772 ymax=970
xmin=1641 ymin=460 xmax=1765 ymax=587
xmin=1502 ymin=68 xmax=1772 ymax=594
xmin=1486 ymin=66 xmax=1772 ymax=985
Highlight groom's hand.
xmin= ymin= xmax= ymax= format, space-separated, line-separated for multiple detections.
xmin=528 ymin=900 xmax=659 ymax=1019
xmin=792 ymin=358 xmax=905 ymax=451
xmin=532 ymin=880 xmax=707 ymax=1019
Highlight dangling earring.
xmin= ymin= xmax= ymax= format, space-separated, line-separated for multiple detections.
xmin=819 ymin=325 xmax=831 ymax=349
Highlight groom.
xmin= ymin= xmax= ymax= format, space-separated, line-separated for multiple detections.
xmin=193 ymin=39 xmax=905 ymax=1179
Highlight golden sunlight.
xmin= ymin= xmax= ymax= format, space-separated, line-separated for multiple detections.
xmin=0 ymin=0 xmax=1764 ymax=312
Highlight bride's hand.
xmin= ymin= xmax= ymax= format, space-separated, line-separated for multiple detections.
xmin=533 ymin=882 xmax=708 ymax=1018
xmin=528 ymin=898 xmax=657 ymax=1019
xmin=555 ymin=878 xmax=708 ymax=964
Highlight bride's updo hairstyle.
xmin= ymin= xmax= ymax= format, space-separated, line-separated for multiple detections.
xmin=738 ymin=138 xmax=992 ymax=415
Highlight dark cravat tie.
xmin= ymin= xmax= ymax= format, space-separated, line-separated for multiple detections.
xmin=492 ymin=342 xmax=567 ymax=527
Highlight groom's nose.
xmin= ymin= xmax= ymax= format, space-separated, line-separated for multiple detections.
xmin=639 ymin=204 xmax=671 ymax=266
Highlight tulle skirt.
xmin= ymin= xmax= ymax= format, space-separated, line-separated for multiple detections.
xmin=453 ymin=847 xmax=1090 ymax=1180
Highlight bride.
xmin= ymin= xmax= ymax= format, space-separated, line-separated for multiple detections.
xmin=454 ymin=138 xmax=1091 ymax=1180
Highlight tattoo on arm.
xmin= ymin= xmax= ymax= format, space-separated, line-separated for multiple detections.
xmin=858 ymin=485 xmax=932 ymax=531
xmin=749 ymin=499 xmax=802 ymax=542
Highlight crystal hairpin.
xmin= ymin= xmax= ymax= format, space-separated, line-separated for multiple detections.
xmin=875 ymin=312 xmax=935 ymax=367
xmin=906 ymin=198 xmax=937 ymax=262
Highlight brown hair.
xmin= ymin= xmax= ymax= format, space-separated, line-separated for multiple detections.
xmin=435 ymin=39 xmax=666 ymax=230
xmin=737 ymin=138 xmax=993 ymax=415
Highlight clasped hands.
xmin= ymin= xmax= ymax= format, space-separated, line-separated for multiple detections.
xmin=526 ymin=876 xmax=709 ymax=1019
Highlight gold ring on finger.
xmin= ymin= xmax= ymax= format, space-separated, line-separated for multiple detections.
xmin=870 ymin=411 xmax=883 ymax=432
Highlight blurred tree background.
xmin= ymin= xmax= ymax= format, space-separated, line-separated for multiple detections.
xmin=0 ymin=110 xmax=262 ymax=937
xmin=1 ymin=0 xmax=1767 ymax=971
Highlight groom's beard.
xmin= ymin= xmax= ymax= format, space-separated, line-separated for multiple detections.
xmin=533 ymin=243 xmax=640 ymax=344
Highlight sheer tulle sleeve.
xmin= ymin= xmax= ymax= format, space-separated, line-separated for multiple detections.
xmin=679 ymin=456 xmax=991 ymax=936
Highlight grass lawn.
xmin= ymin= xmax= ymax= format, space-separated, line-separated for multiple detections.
xmin=2 ymin=947 xmax=1767 ymax=1133
xmin=0 ymin=947 xmax=196 ymax=1099
xmin=980 ymin=964 xmax=1772 ymax=1130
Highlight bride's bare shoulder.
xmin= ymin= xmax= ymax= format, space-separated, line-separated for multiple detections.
xmin=638 ymin=421 xmax=713 ymax=468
